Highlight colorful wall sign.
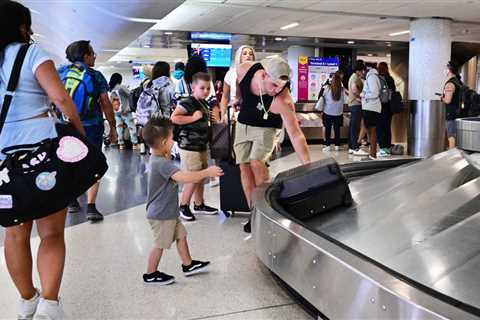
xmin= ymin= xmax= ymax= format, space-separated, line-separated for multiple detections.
xmin=298 ymin=56 xmax=340 ymax=101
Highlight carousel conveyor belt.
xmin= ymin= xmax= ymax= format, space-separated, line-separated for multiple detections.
xmin=253 ymin=149 xmax=480 ymax=319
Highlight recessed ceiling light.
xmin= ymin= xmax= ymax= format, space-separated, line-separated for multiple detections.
xmin=280 ymin=22 xmax=299 ymax=30
xmin=347 ymin=41 xmax=355 ymax=44
xmin=275 ymin=37 xmax=283 ymax=41
xmin=165 ymin=32 xmax=173 ymax=35
xmin=389 ymin=30 xmax=410 ymax=37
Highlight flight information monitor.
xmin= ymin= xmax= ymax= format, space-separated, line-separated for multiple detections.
xmin=190 ymin=43 xmax=232 ymax=67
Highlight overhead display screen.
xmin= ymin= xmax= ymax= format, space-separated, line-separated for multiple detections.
xmin=190 ymin=43 xmax=232 ymax=67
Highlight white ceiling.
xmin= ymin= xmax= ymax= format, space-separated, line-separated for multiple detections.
xmin=21 ymin=0 xmax=184 ymax=64
xmin=20 ymin=0 xmax=480 ymax=68
xmin=152 ymin=0 xmax=480 ymax=43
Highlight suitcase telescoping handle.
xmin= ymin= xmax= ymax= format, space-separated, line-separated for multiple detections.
xmin=227 ymin=105 xmax=235 ymax=164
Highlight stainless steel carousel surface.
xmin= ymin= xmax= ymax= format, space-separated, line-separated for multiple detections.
xmin=253 ymin=149 xmax=480 ymax=320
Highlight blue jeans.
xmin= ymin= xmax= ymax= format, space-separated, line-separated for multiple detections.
xmin=115 ymin=112 xmax=138 ymax=145
xmin=348 ymin=105 xmax=362 ymax=150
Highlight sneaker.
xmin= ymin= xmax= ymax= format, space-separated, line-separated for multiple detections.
xmin=348 ymin=148 xmax=357 ymax=154
xmin=334 ymin=146 xmax=340 ymax=151
xmin=143 ymin=271 xmax=175 ymax=285
xmin=18 ymin=289 xmax=40 ymax=320
xmin=86 ymin=204 xmax=104 ymax=222
xmin=179 ymin=205 xmax=196 ymax=221
xmin=322 ymin=145 xmax=332 ymax=152
xmin=377 ymin=148 xmax=391 ymax=157
xmin=193 ymin=203 xmax=218 ymax=215
xmin=33 ymin=298 xmax=63 ymax=320
xmin=182 ymin=260 xmax=210 ymax=276
xmin=243 ymin=219 xmax=251 ymax=233
xmin=353 ymin=149 xmax=370 ymax=157
xmin=67 ymin=200 xmax=80 ymax=213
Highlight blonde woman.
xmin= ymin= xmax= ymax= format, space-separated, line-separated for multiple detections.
xmin=220 ymin=45 xmax=255 ymax=122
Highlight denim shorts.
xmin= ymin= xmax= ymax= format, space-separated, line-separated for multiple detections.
xmin=446 ymin=120 xmax=457 ymax=138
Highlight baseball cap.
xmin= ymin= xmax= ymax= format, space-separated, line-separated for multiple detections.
xmin=260 ymin=56 xmax=291 ymax=84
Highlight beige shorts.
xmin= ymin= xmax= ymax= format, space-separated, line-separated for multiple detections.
xmin=234 ymin=123 xmax=278 ymax=164
xmin=148 ymin=219 xmax=187 ymax=249
xmin=179 ymin=149 xmax=208 ymax=171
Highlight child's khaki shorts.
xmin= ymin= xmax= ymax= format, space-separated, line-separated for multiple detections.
xmin=148 ymin=218 xmax=187 ymax=249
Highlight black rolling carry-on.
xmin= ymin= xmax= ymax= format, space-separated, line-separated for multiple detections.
xmin=219 ymin=107 xmax=250 ymax=214
xmin=272 ymin=158 xmax=352 ymax=220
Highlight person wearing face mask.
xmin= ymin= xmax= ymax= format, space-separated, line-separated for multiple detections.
xmin=220 ymin=45 xmax=256 ymax=121
xmin=235 ymin=56 xmax=311 ymax=232
xmin=441 ymin=61 xmax=462 ymax=149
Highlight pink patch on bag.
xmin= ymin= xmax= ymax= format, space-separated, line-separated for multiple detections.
xmin=56 ymin=136 xmax=88 ymax=163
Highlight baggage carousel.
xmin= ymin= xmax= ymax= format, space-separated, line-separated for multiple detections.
xmin=252 ymin=119 xmax=480 ymax=319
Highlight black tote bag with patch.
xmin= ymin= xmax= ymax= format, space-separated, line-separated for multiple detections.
xmin=0 ymin=44 xmax=108 ymax=227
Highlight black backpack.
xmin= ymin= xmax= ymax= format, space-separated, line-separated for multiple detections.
xmin=128 ymin=80 xmax=147 ymax=112
xmin=390 ymin=91 xmax=404 ymax=114
xmin=451 ymin=78 xmax=480 ymax=117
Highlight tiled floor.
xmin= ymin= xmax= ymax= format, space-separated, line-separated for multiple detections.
xmin=0 ymin=144 xmax=407 ymax=319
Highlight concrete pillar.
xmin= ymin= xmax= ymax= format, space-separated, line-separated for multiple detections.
xmin=408 ymin=18 xmax=452 ymax=157
xmin=287 ymin=46 xmax=315 ymax=102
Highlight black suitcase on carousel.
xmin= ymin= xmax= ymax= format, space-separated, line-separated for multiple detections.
xmin=218 ymin=106 xmax=250 ymax=214
xmin=272 ymin=158 xmax=352 ymax=221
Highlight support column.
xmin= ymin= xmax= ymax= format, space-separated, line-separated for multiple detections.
xmin=408 ymin=18 xmax=452 ymax=157
xmin=287 ymin=46 xmax=315 ymax=102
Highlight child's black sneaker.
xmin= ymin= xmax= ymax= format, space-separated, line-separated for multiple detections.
xmin=193 ymin=203 xmax=218 ymax=215
xmin=182 ymin=260 xmax=210 ymax=276
xmin=143 ymin=271 xmax=175 ymax=285
xmin=179 ymin=205 xmax=196 ymax=221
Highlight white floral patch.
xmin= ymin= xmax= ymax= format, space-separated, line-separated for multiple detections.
xmin=0 ymin=167 xmax=10 ymax=187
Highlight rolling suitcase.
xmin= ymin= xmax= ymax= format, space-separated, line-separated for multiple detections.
xmin=218 ymin=106 xmax=250 ymax=214
xmin=272 ymin=157 xmax=352 ymax=221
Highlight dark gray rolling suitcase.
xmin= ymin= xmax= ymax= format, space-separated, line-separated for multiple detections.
xmin=218 ymin=107 xmax=250 ymax=214
xmin=272 ymin=158 xmax=352 ymax=220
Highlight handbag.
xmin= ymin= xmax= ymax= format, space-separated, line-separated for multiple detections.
xmin=0 ymin=44 xmax=108 ymax=227
xmin=315 ymin=85 xmax=326 ymax=112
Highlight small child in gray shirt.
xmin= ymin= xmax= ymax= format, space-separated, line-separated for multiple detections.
xmin=142 ymin=117 xmax=223 ymax=285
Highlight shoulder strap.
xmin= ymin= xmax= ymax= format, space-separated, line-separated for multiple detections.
xmin=0 ymin=44 xmax=30 ymax=137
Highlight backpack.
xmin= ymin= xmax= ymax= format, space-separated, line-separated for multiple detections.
xmin=377 ymin=75 xmax=392 ymax=104
xmin=128 ymin=80 xmax=146 ymax=113
xmin=59 ymin=64 xmax=98 ymax=120
xmin=135 ymin=78 xmax=175 ymax=126
xmin=390 ymin=91 xmax=404 ymax=114
xmin=451 ymin=78 xmax=480 ymax=117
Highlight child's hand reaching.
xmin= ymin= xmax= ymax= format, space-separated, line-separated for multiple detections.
xmin=206 ymin=166 xmax=224 ymax=177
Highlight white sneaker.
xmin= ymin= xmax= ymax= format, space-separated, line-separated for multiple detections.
xmin=334 ymin=146 xmax=340 ymax=151
xmin=33 ymin=298 xmax=63 ymax=320
xmin=353 ymin=149 xmax=370 ymax=156
xmin=322 ymin=145 xmax=332 ymax=152
xmin=18 ymin=289 xmax=40 ymax=320
xmin=348 ymin=149 xmax=356 ymax=154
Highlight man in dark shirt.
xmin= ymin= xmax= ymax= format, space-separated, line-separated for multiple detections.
xmin=171 ymin=72 xmax=218 ymax=221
